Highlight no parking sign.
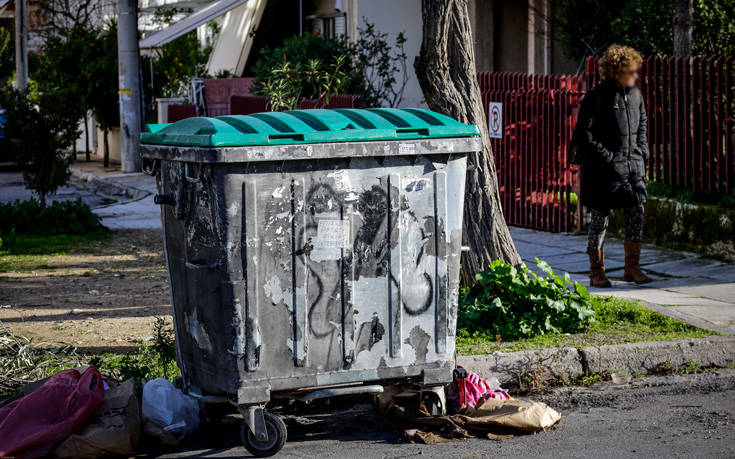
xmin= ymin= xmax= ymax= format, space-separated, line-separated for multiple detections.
xmin=488 ymin=102 xmax=503 ymax=139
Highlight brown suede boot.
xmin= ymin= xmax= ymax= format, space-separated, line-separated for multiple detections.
xmin=587 ymin=248 xmax=612 ymax=287
xmin=624 ymin=241 xmax=652 ymax=284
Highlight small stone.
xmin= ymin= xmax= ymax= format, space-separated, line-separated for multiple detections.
xmin=88 ymin=289 xmax=100 ymax=295
xmin=70 ymin=309 xmax=83 ymax=314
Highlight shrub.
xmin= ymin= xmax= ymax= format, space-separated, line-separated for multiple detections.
xmin=252 ymin=33 xmax=358 ymax=95
xmin=256 ymin=56 xmax=350 ymax=110
xmin=0 ymin=88 xmax=79 ymax=206
xmin=351 ymin=21 xmax=408 ymax=107
xmin=458 ymin=259 xmax=595 ymax=340
xmin=252 ymin=21 xmax=409 ymax=108
xmin=0 ymin=198 xmax=106 ymax=236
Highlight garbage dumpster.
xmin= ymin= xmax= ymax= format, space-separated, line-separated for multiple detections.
xmin=141 ymin=108 xmax=481 ymax=456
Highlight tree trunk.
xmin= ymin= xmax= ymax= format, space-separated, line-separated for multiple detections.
xmin=84 ymin=108 xmax=90 ymax=162
xmin=673 ymin=0 xmax=693 ymax=57
xmin=414 ymin=0 xmax=521 ymax=285
xmin=103 ymin=128 xmax=109 ymax=168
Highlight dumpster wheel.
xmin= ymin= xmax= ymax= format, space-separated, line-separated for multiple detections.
xmin=240 ymin=410 xmax=287 ymax=457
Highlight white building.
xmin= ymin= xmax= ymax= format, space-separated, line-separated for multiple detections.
xmin=142 ymin=0 xmax=577 ymax=108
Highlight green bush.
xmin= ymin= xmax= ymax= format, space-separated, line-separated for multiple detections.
xmin=252 ymin=22 xmax=409 ymax=108
xmin=458 ymin=259 xmax=595 ymax=340
xmin=0 ymin=198 xmax=106 ymax=236
xmin=0 ymin=88 xmax=79 ymax=206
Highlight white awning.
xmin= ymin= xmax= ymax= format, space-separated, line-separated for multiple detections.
xmin=138 ymin=0 xmax=248 ymax=51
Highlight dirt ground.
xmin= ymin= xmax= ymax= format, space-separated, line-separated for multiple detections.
xmin=0 ymin=230 xmax=171 ymax=353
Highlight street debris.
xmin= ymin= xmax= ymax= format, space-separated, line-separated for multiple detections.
xmin=55 ymin=378 xmax=141 ymax=458
xmin=377 ymin=368 xmax=561 ymax=444
xmin=141 ymin=378 xmax=200 ymax=440
xmin=0 ymin=367 xmax=105 ymax=458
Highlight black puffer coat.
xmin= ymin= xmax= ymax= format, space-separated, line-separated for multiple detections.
xmin=573 ymin=80 xmax=649 ymax=211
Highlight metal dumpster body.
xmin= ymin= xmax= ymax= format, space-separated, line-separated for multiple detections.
xmin=140 ymin=109 xmax=481 ymax=408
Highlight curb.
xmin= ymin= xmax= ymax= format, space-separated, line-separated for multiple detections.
xmin=457 ymin=335 xmax=735 ymax=388
xmin=70 ymin=167 xmax=149 ymax=202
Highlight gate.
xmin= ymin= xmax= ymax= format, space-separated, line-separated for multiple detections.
xmin=479 ymin=72 xmax=585 ymax=232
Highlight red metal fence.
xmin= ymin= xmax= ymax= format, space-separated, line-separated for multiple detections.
xmin=479 ymin=56 xmax=735 ymax=232
xmin=586 ymin=56 xmax=735 ymax=195
xmin=478 ymin=73 xmax=585 ymax=232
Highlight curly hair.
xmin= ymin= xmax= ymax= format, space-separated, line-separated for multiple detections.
xmin=598 ymin=45 xmax=642 ymax=81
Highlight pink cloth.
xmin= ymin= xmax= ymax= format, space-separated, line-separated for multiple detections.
xmin=447 ymin=368 xmax=511 ymax=410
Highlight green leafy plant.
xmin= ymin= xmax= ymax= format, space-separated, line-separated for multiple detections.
xmin=252 ymin=33 xmax=357 ymax=94
xmin=252 ymin=22 xmax=409 ymax=108
xmin=459 ymin=259 xmax=595 ymax=340
xmin=90 ymin=317 xmax=179 ymax=382
xmin=0 ymin=88 xmax=79 ymax=206
xmin=0 ymin=198 xmax=106 ymax=236
xmin=351 ymin=20 xmax=408 ymax=107
xmin=257 ymin=56 xmax=349 ymax=110
xmin=0 ymin=27 xmax=13 ymax=85
xmin=555 ymin=0 xmax=735 ymax=61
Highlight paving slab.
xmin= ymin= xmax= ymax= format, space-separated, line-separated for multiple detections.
xmin=513 ymin=240 xmax=577 ymax=259
xmin=665 ymin=283 xmax=735 ymax=304
xmin=666 ymin=304 xmax=735 ymax=329
xmin=642 ymin=258 xmax=729 ymax=278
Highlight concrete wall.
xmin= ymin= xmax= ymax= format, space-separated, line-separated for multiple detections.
xmin=493 ymin=0 xmax=530 ymax=73
xmin=470 ymin=0 xmax=495 ymax=73
xmin=95 ymin=127 xmax=122 ymax=164
xmin=317 ymin=0 xmax=579 ymax=107
xmin=355 ymin=0 xmax=425 ymax=108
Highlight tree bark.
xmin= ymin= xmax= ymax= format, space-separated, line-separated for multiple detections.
xmin=84 ymin=107 xmax=90 ymax=162
xmin=414 ymin=0 xmax=521 ymax=284
xmin=673 ymin=0 xmax=693 ymax=57
xmin=103 ymin=128 xmax=109 ymax=168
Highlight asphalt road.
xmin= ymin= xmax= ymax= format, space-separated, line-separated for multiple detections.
xmin=156 ymin=369 xmax=735 ymax=458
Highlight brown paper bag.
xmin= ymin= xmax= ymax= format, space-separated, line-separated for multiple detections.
xmin=456 ymin=397 xmax=562 ymax=433
xmin=54 ymin=378 xmax=141 ymax=458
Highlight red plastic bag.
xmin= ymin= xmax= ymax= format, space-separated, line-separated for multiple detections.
xmin=0 ymin=366 xmax=105 ymax=459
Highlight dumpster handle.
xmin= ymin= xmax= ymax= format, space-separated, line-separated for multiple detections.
xmin=396 ymin=128 xmax=429 ymax=136
xmin=185 ymin=260 xmax=220 ymax=270
xmin=142 ymin=158 xmax=158 ymax=176
xmin=184 ymin=162 xmax=201 ymax=184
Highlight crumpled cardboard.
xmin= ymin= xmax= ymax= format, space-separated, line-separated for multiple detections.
xmin=54 ymin=378 xmax=141 ymax=459
xmin=383 ymin=385 xmax=562 ymax=443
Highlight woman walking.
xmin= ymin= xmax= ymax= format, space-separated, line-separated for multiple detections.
xmin=574 ymin=44 xmax=652 ymax=287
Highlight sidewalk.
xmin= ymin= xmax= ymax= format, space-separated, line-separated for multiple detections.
xmin=70 ymin=159 xmax=160 ymax=230
xmin=511 ymin=227 xmax=735 ymax=334
xmin=2 ymin=162 xmax=731 ymax=333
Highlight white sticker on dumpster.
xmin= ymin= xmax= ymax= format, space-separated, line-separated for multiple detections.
xmin=314 ymin=220 xmax=350 ymax=249
xmin=399 ymin=143 xmax=415 ymax=154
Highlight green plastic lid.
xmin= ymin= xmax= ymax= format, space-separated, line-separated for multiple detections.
xmin=140 ymin=108 xmax=479 ymax=147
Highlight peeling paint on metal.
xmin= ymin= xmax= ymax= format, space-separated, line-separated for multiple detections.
xmin=263 ymin=275 xmax=293 ymax=308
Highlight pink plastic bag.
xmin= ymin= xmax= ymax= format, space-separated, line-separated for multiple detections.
xmin=0 ymin=367 xmax=105 ymax=459
xmin=447 ymin=367 xmax=511 ymax=410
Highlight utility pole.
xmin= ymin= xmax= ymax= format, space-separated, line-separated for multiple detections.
xmin=117 ymin=0 xmax=142 ymax=172
xmin=14 ymin=0 xmax=28 ymax=91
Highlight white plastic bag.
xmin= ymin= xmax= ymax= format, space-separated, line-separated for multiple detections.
xmin=141 ymin=378 xmax=200 ymax=437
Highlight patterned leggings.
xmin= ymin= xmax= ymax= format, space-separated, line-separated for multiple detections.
xmin=587 ymin=205 xmax=644 ymax=251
